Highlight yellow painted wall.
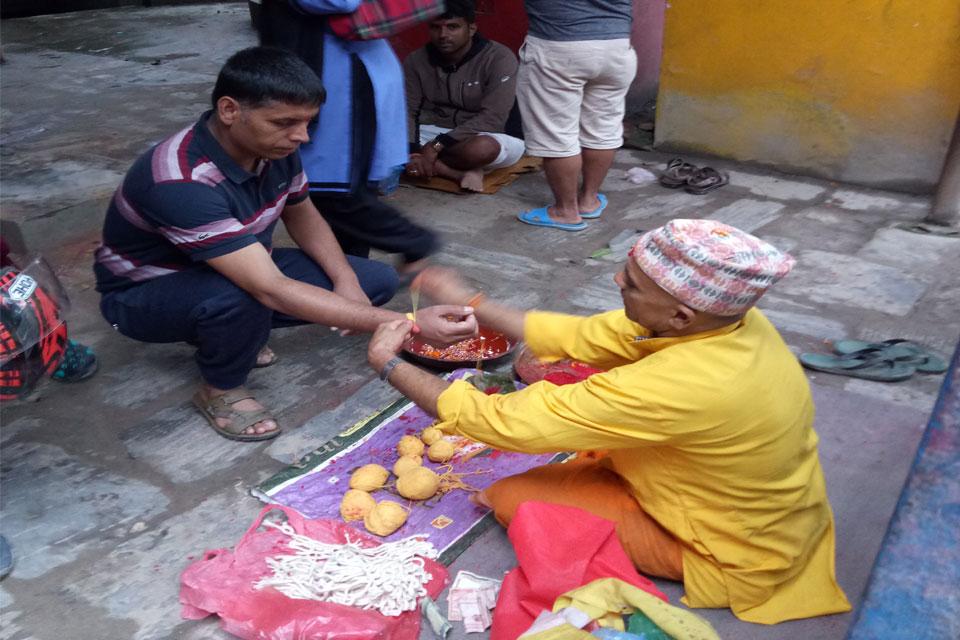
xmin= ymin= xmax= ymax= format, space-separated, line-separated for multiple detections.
xmin=656 ymin=0 xmax=960 ymax=192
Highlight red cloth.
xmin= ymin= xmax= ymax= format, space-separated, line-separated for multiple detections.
xmin=328 ymin=0 xmax=444 ymax=41
xmin=490 ymin=501 xmax=666 ymax=640
xmin=180 ymin=505 xmax=448 ymax=640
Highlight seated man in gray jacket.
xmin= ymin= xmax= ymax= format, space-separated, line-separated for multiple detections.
xmin=403 ymin=0 xmax=525 ymax=192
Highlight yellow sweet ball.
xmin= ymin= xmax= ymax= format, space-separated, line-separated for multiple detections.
xmin=396 ymin=466 xmax=441 ymax=500
xmin=349 ymin=464 xmax=389 ymax=491
xmin=427 ymin=439 xmax=456 ymax=463
xmin=339 ymin=489 xmax=376 ymax=522
xmin=392 ymin=455 xmax=422 ymax=477
xmin=397 ymin=434 xmax=425 ymax=457
xmin=420 ymin=426 xmax=443 ymax=446
xmin=363 ymin=500 xmax=409 ymax=536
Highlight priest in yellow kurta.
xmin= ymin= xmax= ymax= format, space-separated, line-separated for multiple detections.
xmin=366 ymin=218 xmax=851 ymax=624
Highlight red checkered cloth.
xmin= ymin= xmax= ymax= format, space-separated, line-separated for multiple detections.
xmin=328 ymin=0 xmax=444 ymax=41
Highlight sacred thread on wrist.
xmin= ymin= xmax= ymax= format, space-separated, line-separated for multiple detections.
xmin=466 ymin=292 xmax=485 ymax=308
xmin=379 ymin=356 xmax=404 ymax=382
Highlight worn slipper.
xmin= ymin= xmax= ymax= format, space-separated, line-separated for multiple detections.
xmin=685 ymin=167 xmax=728 ymax=194
xmin=659 ymin=158 xmax=698 ymax=188
xmin=894 ymin=221 xmax=959 ymax=237
xmin=799 ymin=352 xmax=916 ymax=382
xmin=517 ymin=207 xmax=587 ymax=232
xmin=192 ymin=389 xmax=281 ymax=442
xmin=580 ymin=193 xmax=608 ymax=219
xmin=832 ymin=339 xmax=948 ymax=374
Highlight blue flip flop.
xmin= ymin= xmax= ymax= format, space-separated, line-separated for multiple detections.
xmin=580 ymin=193 xmax=608 ymax=219
xmin=517 ymin=207 xmax=587 ymax=232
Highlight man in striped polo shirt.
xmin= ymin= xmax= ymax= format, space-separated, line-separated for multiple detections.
xmin=94 ymin=47 xmax=476 ymax=442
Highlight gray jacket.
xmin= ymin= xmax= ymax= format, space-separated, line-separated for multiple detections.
xmin=403 ymin=35 xmax=518 ymax=149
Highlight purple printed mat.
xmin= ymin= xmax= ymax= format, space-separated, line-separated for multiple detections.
xmin=254 ymin=369 xmax=562 ymax=562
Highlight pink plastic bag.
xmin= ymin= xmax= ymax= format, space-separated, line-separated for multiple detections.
xmin=179 ymin=505 xmax=448 ymax=640
xmin=490 ymin=501 xmax=666 ymax=640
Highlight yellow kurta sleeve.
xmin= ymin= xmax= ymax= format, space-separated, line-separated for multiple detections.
xmin=435 ymin=348 xmax=717 ymax=453
xmin=524 ymin=309 xmax=652 ymax=370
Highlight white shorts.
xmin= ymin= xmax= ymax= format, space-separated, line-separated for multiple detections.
xmin=418 ymin=124 xmax=526 ymax=170
xmin=517 ymin=35 xmax=637 ymax=157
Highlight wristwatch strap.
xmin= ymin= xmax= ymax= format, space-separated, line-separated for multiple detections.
xmin=379 ymin=356 xmax=404 ymax=382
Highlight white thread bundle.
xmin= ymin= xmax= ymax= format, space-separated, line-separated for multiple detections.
xmin=254 ymin=521 xmax=438 ymax=616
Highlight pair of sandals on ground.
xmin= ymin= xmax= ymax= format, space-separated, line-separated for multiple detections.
xmin=659 ymin=158 xmax=729 ymax=193
xmin=800 ymin=339 xmax=949 ymax=382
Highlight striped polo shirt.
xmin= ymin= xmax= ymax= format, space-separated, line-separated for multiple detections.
xmin=94 ymin=111 xmax=309 ymax=293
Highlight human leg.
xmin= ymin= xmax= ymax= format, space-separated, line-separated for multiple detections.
xmin=478 ymin=457 xmax=684 ymax=580
xmin=100 ymin=270 xmax=278 ymax=438
xmin=311 ymin=58 xmax=439 ymax=267
xmin=579 ymin=148 xmax=616 ymax=213
xmin=311 ymin=188 xmax=439 ymax=266
xmin=579 ymin=39 xmax=637 ymax=212
xmin=542 ymin=155 xmax=583 ymax=222
xmin=516 ymin=36 xmax=588 ymax=223
xmin=435 ymin=135 xmax=502 ymax=192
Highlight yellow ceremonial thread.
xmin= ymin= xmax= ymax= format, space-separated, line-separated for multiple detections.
xmin=397 ymin=434 xmax=425 ymax=457
xmin=420 ymin=426 xmax=443 ymax=445
xmin=436 ymin=463 xmax=488 ymax=496
xmin=392 ymin=455 xmax=422 ymax=477
xmin=396 ymin=466 xmax=441 ymax=500
xmin=427 ymin=439 xmax=456 ymax=463
xmin=340 ymin=489 xmax=377 ymax=522
xmin=349 ymin=464 xmax=389 ymax=491
xmin=363 ymin=500 xmax=409 ymax=536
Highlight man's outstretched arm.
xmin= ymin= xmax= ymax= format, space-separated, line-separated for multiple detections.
xmin=209 ymin=243 xmax=397 ymax=331
xmin=208 ymin=245 xmax=479 ymax=340
xmin=368 ymin=319 xmax=449 ymax=416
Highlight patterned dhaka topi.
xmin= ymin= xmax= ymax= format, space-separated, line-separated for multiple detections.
xmin=629 ymin=218 xmax=796 ymax=316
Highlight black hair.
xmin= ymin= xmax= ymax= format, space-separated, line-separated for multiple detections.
xmin=439 ymin=0 xmax=476 ymax=22
xmin=211 ymin=46 xmax=325 ymax=109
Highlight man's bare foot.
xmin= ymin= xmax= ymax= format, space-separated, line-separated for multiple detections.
xmin=459 ymin=169 xmax=484 ymax=193
xmin=547 ymin=205 xmax=582 ymax=224
xmin=194 ymin=384 xmax=279 ymax=439
xmin=255 ymin=345 xmax=277 ymax=368
xmin=578 ymin=193 xmax=601 ymax=213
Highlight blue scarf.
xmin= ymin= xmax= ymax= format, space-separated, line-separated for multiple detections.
xmin=299 ymin=34 xmax=409 ymax=193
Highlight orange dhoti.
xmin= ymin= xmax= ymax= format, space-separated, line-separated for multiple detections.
xmin=478 ymin=456 xmax=684 ymax=581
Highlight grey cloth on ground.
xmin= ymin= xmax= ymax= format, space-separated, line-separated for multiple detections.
xmin=524 ymin=0 xmax=632 ymax=42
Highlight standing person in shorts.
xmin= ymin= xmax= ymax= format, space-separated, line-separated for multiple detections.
xmin=516 ymin=0 xmax=637 ymax=231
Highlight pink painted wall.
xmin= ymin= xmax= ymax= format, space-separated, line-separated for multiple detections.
xmin=627 ymin=0 xmax=666 ymax=111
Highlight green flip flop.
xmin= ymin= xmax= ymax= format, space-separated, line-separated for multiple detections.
xmin=832 ymin=339 xmax=948 ymax=374
xmin=798 ymin=352 xmax=917 ymax=382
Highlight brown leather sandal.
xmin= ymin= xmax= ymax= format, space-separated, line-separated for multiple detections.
xmin=192 ymin=388 xmax=281 ymax=442
xmin=659 ymin=158 xmax=699 ymax=188
xmin=685 ymin=167 xmax=729 ymax=194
